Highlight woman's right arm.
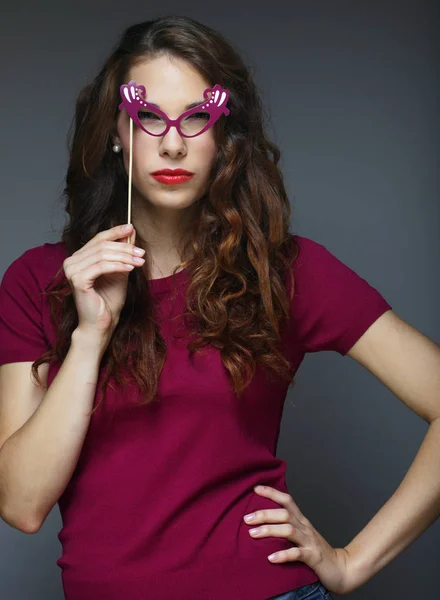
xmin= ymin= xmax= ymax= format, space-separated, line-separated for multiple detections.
xmin=0 ymin=223 xmax=143 ymax=533
xmin=0 ymin=328 xmax=107 ymax=534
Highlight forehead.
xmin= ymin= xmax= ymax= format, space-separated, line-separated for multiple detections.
xmin=127 ymin=55 xmax=211 ymax=110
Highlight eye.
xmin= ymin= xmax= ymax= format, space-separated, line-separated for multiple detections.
xmin=138 ymin=111 xmax=160 ymax=120
xmin=189 ymin=112 xmax=210 ymax=120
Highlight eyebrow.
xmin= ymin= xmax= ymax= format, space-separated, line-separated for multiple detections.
xmin=148 ymin=100 xmax=205 ymax=111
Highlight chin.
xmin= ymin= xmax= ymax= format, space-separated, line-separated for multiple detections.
xmin=149 ymin=190 xmax=200 ymax=207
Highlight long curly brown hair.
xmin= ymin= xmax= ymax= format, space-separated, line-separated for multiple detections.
xmin=31 ymin=15 xmax=300 ymax=414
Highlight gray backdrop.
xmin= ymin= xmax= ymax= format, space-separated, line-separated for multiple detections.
xmin=1 ymin=1 xmax=439 ymax=598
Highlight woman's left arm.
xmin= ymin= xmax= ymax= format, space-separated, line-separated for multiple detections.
xmin=246 ymin=311 xmax=440 ymax=595
xmin=341 ymin=310 xmax=440 ymax=592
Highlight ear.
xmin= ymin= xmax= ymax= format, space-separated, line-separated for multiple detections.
xmin=110 ymin=123 xmax=121 ymax=146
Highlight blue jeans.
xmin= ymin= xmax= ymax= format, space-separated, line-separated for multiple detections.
xmin=267 ymin=580 xmax=334 ymax=600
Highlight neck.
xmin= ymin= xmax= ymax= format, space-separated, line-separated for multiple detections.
xmin=131 ymin=195 xmax=197 ymax=274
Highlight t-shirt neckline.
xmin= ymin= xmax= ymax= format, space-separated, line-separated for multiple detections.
xmin=148 ymin=266 xmax=187 ymax=293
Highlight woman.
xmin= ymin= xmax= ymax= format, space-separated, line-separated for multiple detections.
xmin=1 ymin=15 xmax=439 ymax=600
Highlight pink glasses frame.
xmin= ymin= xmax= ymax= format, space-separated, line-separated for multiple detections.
xmin=118 ymin=80 xmax=230 ymax=138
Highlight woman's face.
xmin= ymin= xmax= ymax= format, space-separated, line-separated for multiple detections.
xmin=114 ymin=54 xmax=218 ymax=212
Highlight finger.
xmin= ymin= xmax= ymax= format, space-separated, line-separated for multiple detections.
xmin=249 ymin=523 xmax=309 ymax=547
xmin=70 ymin=258 xmax=136 ymax=290
xmin=254 ymin=486 xmax=307 ymax=524
xmin=66 ymin=222 xmax=138 ymax=268
xmin=244 ymin=508 xmax=289 ymax=524
xmin=268 ymin=546 xmax=304 ymax=563
xmin=66 ymin=242 xmax=141 ymax=267
xmin=64 ymin=248 xmax=142 ymax=279
xmin=76 ymin=224 xmax=134 ymax=256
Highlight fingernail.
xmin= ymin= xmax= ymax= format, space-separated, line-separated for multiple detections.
xmin=244 ymin=513 xmax=255 ymax=522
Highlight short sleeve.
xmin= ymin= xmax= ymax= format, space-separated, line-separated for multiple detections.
xmin=290 ymin=235 xmax=393 ymax=356
xmin=0 ymin=250 xmax=50 ymax=365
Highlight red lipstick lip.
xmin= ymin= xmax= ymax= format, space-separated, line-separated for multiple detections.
xmin=151 ymin=169 xmax=194 ymax=176
xmin=151 ymin=174 xmax=194 ymax=185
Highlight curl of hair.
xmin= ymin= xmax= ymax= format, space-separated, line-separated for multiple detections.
xmin=31 ymin=15 xmax=300 ymax=414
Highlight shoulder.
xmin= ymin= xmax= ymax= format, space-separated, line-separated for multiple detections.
xmin=0 ymin=242 xmax=69 ymax=364
xmin=20 ymin=240 xmax=68 ymax=265
xmin=289 ymin=233 xmax=369 ymax=287
xmin=2 ymin=241 xmax=68 ymax=291
xmin=286 ymin=233 xmax=392 ymax=355
xmin=290 ymin=233 xmax=345 ymax=266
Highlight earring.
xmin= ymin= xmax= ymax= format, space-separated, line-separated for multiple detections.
xmin=112 ymin=143 xmax=122 ymax=153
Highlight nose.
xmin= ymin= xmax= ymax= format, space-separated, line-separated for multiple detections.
xmin=159 ymin=125 xmax=187 ymax=159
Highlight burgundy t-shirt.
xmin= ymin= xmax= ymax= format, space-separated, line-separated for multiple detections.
xmin=0 ymin=235 xmax=392 ymax=600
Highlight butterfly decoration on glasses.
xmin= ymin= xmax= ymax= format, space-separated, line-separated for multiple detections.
xmin=118 ymin=80 xmax=230 ymax=138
